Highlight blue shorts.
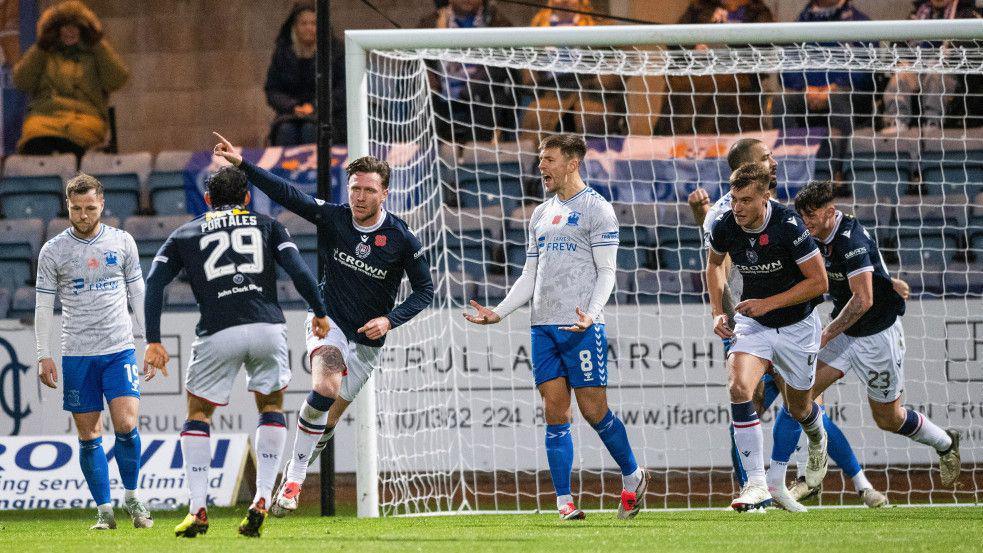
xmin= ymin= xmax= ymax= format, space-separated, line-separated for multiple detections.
xmin=62 ymin=349 xmax=140 ymax=413
xmin=531 ymin=324 xmax=608 ymax=388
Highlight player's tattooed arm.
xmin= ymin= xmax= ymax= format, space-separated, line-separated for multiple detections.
xmin=821 ymin=270 xmax=873 ymax=348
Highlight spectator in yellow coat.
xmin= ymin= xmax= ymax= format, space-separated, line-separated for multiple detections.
xmin=13 ymin=1 xmax=128 ymax=160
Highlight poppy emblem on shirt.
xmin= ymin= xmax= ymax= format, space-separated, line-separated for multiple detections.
xmin=551 ymin=215 xmax=563 ymax=225
xmin=375 ymin=235 xmax=387 ymax=247
xmin=759 ymin=234 xmax=769 ymax=246
xmin=87 ymin=258 xmax=99 ymax=269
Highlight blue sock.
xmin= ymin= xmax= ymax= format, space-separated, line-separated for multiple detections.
xmin=79 ymin=437 xmax=112 ymax=506
xmin=760 ymin=375 xmax=781 ymax=412
xmin=113 ymin=428 xmax=142 ymax=491
xmin=772 ymin=406 xmax=802 ymax=464
xmin=729 ymin=425 xmax=748 ymax=486
xmin=591 ymin=410 xmax=638 ymax=476
xmin=823 ymin=408 xmax=862 ymax=478
xmin=545 ymin=423 xmax=574 ymax=497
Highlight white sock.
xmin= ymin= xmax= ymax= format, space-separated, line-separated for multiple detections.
xmin=287 ymin=400 xmax=330 ymax=483
xmin=124 ymin=489 xmax=137 ymax=501
xmin=622 ymin=467 xmax=643 ymax=492
xmin=910 ymin=414 xmax=952 ymax=453
xmin=180 ymin=425 xmax=211 ymax=514
xmin=767 ymin=460 xmax=789 ymax=489
xmin=97 ymin=503 xmax=113 ymax=514
xmin=556 ymin=494 xmax=573 ymax=510
xmin=799 ymin=403 xmax=826 ymax=445
xmin=310 ymin=427 xmax=335 ymax=463
xmin=852 ymin=471 xmax=872 ymax=492
xmin=732 ymin=423 xmax=766 ymax=485
xmin=253 ymin=413 xmax=287 ymax=507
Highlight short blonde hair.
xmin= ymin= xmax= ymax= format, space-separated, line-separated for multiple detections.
xmin=65 ymin=172 xmax=103 ymax=198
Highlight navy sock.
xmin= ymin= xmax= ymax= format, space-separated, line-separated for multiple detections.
xmin=591 ymin=410 xmax=638 ymax=476
xmin=545 ymin=423 xmax=574 ymax=497
xmin=113 ymin=428 xmax=142 ymax=491
xmin=79 ymin=437 xmax=112 ymax=505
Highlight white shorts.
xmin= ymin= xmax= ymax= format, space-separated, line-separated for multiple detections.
xmin=730 ymin=311 xmax=821 ymax=391
xmin=818 ymin=318 xmax=906 ymax=403
xmin=186 ymin=323 xmax=290 ymax=406
xmin=305 ymin=313 xmax=381 ymax=402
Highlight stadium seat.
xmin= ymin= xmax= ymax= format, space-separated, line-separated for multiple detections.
xmin=845 ymin=127 xmax=918 ymax=203
xmin=10 ymin=287 xmax=36 ymax=319
xmin=897 ymin=269 xmax=942 ymax=299
xmin=443 ymin=205 xmax=502 ymax=277
xmin=0 ymin=154 xmax=75 ymax=220
xmin=80 ymin=151 xmax=152 ymax=220
xmin=0 ymin=287 xmax=10 ymax=319
xmin=614 ymin=270 xmax=633 ymax=305
xmin=941 ymin=264 xmax=983 ymax=297
xmin=0 ymin=218 xmax=44 ymax=290
xmin=892 ymin=198 xmax=962 ymax=270
xmin=633 ymin=269 xmax=682 ymax=304
xmin=919 ymin=126 xmax=983 ymax=200
xmin=453 ymin=141 xmax=534 ymax=211
xmin=655 ymin=203 xmax=702 ymax=271
xmin=277 ymin=211 xmax=319 ymax=276
xmin=443 ymin=271 xmax=474 ymax=306
xmin=45 ymin=216 xmax=120 ymax=241
xmin=470 ymin=272 xmax=509 ymax=305
xmin=124 ymin=215 xmax=189 ymax=275
xmin=149 ymin=150 xmax=194 ymax=215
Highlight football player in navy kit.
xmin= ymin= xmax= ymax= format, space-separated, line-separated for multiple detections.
xmin=794 ymin=181 xmax=962 ymax=489
xmin=211 ymin=133 xmax=434 ymax=517
xmin=706 ymin=162 xmax=830 ymax=511
xmin=142 ymin=166 xmax=329 ymax=538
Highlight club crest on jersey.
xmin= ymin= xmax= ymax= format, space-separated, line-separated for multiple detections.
xmin=355 ymin=242 xmax=371 ymax=259
xmin=375 ymin=234 xmax=387 ymax=247
xmin=746 ymin=249 xmax=759 ymax=263
xmin=103 ymin=250 xmax=118 ymax=266
xmin=566 ymin=211 xmax=581 ymax=226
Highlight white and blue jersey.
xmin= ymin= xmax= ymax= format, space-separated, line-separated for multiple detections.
xmin=526 ymin=187 xmax=618 ymax=388
xmin=35 ymin=224 xmax=143 ymax=412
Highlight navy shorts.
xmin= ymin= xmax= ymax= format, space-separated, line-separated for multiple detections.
xmin=62 ymin=349 xmax=140 ymax=413
xmin=530 ymin=324 xmax=608 ymax=388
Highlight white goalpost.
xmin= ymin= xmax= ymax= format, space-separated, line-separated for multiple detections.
xmin=344 ymin=19 xmax=983 ymax=517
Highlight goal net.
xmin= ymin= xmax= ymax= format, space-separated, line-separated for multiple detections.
xmin=349 ymin=21 xmax=983 ymax=516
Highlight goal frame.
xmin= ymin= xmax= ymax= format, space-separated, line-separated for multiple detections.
xmin=343 ymin=18 xmax=983 ymax=518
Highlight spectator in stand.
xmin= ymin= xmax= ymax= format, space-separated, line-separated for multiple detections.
xmin=656 ymin=0 xmax=773 ymax=136
xmin=518 ymin=0 xmax=628 ymax=143
xmin=13 ymin=1 xmax=128 ymax=160
xmin=418 ymin=0 xmax=517 ymax=143
xmin=265 ymin=1 xmax=346 ymax=146
xmin=773 ymin=1 xmax=874 ymax=138
xmin=881 ymin=0 xmax=981 ymax=134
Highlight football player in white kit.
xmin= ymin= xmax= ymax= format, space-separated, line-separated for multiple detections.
xmin=465 ymin=134 xmax=646 ymax=520
xmin=34 ymin=173 xmax=155 ymax=530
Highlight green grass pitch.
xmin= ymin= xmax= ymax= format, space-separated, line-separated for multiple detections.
xmin=2 ymin=506 xmax=981 ymax=552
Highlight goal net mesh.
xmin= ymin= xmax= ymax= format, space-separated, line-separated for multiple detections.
xmin=364 ymin=37 xmax=983 ymax=515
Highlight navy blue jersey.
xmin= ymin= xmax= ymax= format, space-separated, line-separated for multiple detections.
xmin=144 ymin=207 xmax=326 ymax=341
xmin=709 ymin=200 xmax=822 ymax=328
xmin=817 ymin=211 xmax=905 ymax=337
xmin=240 ymin=161 xmax=435 ymax=347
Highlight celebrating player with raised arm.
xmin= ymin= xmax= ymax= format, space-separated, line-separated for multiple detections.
xmin=464 ymin=134 xmax=646 ymax=521
xmin=691 ymin=139 xmax=888 ymax=510
xmin=34 ymin=174 xmax=154 ymax=530
xmin=211 ymin=132 xmax=434 ymax=517
xmin=792 ymin=181 xmax=962 ymax=488
xmin=706 ymin=162 xmax=829 ymax=512
xmin=142 ymin=166 xmax=329 ymax=538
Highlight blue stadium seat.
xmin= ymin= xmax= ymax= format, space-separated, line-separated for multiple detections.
xmin=470 ymin=273 xmax=508 ymax=305
xmin=444 ymin=206 xmax=502 ymax=277
xmin=892 ymin=200 xmax=962 ymax=270
xmin=633 ymin=269 xmax=683 ymax=305
xmin=149 ymin=150 xmax=193 ymax=215
xmin=654 ymin=203 xmax=702 ymax=271
xmin=919 ymin=127 xmax=983 ymax=200
xmin=81 ymin=152 xmax=152 ymax=220
xmin=897 ymin=269 xmax=942 ymax=299
xmin=0 ymin=218 xmax=44 ymax=290
xmin=845 ymin=128 xmax=917 ymax=203
xmin=0 ymin=154 xmax=75 ymax=220
xmin=454 ymin=141 xmax=534 ymax=211
xmin=124 ymin=215 xmax=189 ymax=275
xmin=617 ymin=248 xmax=649 ymax=271
xmin=613 ymin=270 xmax=633 ymax=305
xmin=941 ymin=264 xmax=983 ymax=297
